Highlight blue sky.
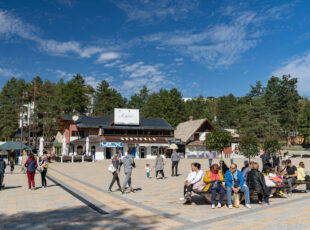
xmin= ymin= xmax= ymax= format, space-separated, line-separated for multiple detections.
xmin=0 ymin=0 xmax=310 ymax=98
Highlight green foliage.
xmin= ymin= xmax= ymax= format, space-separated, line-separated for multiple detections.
xmin=216 ymin=94 xmax=238 ymax=128
xmin=239 ymin=135 xmax=260 ymax=160
xmin=184 ymin=96 xmax=213 ymax=121
xmin=205 ymin=131 xmax=233 ymax=152
xmin=129 ymin=86 xmax=149 ymax=112
xmin=93 ymin=80 xmax=127 ymax=116
xmin=263 ymin=137 xmax=281 ymax=156
xmin=0 ymin=77 xmax=26 ymax=140
xmin=143 ymin=88 xmax=186 ymax=127
xmin=298 ymin=99 xmax=310 ymax=143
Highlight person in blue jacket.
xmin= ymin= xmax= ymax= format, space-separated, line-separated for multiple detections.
xmin=225 ymin=163 xmax=251 ymax=209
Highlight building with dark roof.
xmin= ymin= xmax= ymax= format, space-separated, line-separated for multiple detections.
xmin=55 ymin=112 xmax=175 ymax=159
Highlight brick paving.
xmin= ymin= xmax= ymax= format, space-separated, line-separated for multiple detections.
xmin=1 ymin=158 xmax=310 ymax=229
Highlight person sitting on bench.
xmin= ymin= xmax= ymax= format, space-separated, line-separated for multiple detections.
xmin=225 ymin=163 xmax=251 ymax=209
xmin=184 ymin=163 xmax=204 ymax=205
xmin=202 ymin=163 xmax=225 ymax=209
xmin=283 ymin=159 xmax=297 ymax=197
xmin=297 ymin=162 xmax=305 ymax=181
xmin=247 ymin=162 xmax=271 ymax=206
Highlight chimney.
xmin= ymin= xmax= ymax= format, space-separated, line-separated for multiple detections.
xmin=189 ymin=116 xmax=193 ymax=121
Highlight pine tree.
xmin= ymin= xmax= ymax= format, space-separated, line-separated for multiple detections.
xmin=298 ymin=99 xmax=310 ymax=144
xmin=129 ymin=86 xmax=149 ymax=112
xmin=184 ymin=96 xmax=212 ymax=121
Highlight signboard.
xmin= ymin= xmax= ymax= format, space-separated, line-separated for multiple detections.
xmin=100 ymin=142 xmax=123 ymax=148
xmin=114 ymin=108 xmax=139 ymax=125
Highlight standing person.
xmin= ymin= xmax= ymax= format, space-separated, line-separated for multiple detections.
xmin=155 ymin=153 xmax=165 ymax=179
xmin=225 ymin=163 xmax=251 ymax=209
xmin=247 ymin=162 xmax=271 ymax=206
xmin=260 ymin=150 xmax=267 ymax=166
xmin=203 ymin=163 xmax=225 ymax=209
xmin=40 ymin=155 xmax=48 ymax=188
xmin=120 ymin=150 xmax=135 ymax=194
xmin=9 ymin=157 xmax=15 ymax=174
xmin=0 ymin=155 xmax=6 ymax=191
xmin=230 ymin=148 xmax=237 ymax=165
xmin=20 ymin=151 xmax=28 ymax=174
xmin=272 ymin=152 xmax=280 ymax=168
xmin=171 ymin=149 xmax=180 ymax=176
xmin=145 ymin=164 xmax=151 ymax=179
xmin=208 ymin=151 xmax=215 ymax=169
xmin=108 ymin=153 xmax=122 ymax=192
xmin=283 ymin=159 xmax=297 ymax=197
xmin=24 ymin=154 xmax=38 ymax=190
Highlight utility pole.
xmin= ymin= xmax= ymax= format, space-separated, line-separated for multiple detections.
xmin=28 ymin=94 xmax=31 ymax=155
xmin=20 ymin=90 xmax=24 ymax=156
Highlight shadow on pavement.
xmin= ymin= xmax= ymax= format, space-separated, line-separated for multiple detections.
xmin=0 ymin=206 xmax=160 ymax=230
xmin=2 ymin=185 xmax=22 ymax=190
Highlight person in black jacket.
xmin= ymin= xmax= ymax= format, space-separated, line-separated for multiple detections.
xmin=247 ymin=162 xmax=270 ymax=206
xmin=0 ymin=155 xmax=6 ymax=190
xmin=108 ymin=153 xmax=122 ymax=192
xmin=219 ymin=160 xmax=229 ymax=175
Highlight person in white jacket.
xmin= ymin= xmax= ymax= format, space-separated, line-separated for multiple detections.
xmin=184 ymin=163 xmax=204 ymax=205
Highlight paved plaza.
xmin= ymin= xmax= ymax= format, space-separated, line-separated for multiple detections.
xmin=1 ymin=158 xmax=310 ymax=229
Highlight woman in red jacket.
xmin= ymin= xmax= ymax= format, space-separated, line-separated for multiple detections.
xmin=24 ymin=154 xmax=38 ymax=190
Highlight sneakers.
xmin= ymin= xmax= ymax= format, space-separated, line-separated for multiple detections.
xmin=120 ymin=189 xmax=125 ymax=194
xmin=228 ymin=205 xmax=233 ymax=209
xmin=246 ymin=204 xmax=252 ymax=209
xmin=217 ymin=203 xmax=222 ymax=208
xmin=183 ymin=200 xmax=192 ymax=205
xmin=211 ymin=204 xmax=215 ymax=209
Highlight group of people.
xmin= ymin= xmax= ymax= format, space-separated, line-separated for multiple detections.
xmin=0 ymin=153 xmax=48 ymax=191
xmin=183 ymin=158 xmax=308 ymax=209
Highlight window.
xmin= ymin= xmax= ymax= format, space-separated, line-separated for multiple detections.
xmin=151 ymin=147 xmax=158 ymax=156
xmin=150 ymin=130 xmax=160 ymax=136
xmin=115 ymin=129 xmax=125 ymax=135
xmin=127 ymin=130 xmax=138 ymax=135
xmin=163 ymin=131 xmax=172 ymax=136
xmin=71 ymin=131 xmax=79 ymax=137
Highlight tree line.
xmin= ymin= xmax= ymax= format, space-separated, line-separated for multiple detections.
xmin=0 ymin=74 xmax=309 ymax=146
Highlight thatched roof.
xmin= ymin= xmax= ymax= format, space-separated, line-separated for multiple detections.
xmin=174 ymin=118 xmax=214 ymax=143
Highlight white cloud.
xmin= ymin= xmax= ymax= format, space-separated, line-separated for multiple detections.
xmin=84 ymin=76 xmax=102 ymax=89
xmin=175 ymin=58 xmax=183 ymax=62
xmin=144 ymin=5 xmax=292 ymax=68
xmin=272 ymin=52 xmax=310 ymax=96
xmin=113 ymin=0 xmax=199 ymax=22
xmin=119 ymin=62 xmax=162 ymax=78
xmin=0 ymin=10 xmax=114 ymax=59
xmin=104 ymin=60 xmax=122 ymax=68
xmin=97 ymin=52 xmax=122 ymax=63
xmin=0 ymin=67 xmax=20 ymax=78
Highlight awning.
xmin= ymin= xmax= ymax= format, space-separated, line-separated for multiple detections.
xmin=0 ymin=142 xmax=31 ymax=151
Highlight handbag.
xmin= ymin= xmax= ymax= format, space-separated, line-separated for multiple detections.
xmin=193 ymin=181 xmax=206 ymax=191
xmin=108 ymin=164 xmax=116 ymax=173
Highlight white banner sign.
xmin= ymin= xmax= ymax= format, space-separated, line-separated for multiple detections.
xmin=100 ymin=142 xmax=123 ymax=148
xmin=114 ymin=108 xmax=139 ymax=125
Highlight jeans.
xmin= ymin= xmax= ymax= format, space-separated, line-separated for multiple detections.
xmin=27 ymin=171 xmax=35 ymax=189
xmin=0 ymin=173 xmax=3 ymax=190
xmin=156 ymin=170 xmax=165 ymax=178
xmin=283 ymin=177 xmax=296 ymax=193
xmin=109 ymin=172 xmax=121 ymax=190
xmin=208 ymin=186 xmax=226 ymax=205
xmin=208 ymin=159 xmax=213 ymax=168
xmin=147 ymin=172 xmax=150 ymax=178
xmin=257 ymin=187 xmax=271 ymax=204
xmin=122 ymin=171 xmax=132 ymax=190
xmin=226 ymin=186 xmax=250 ymax=205
xmin=41 ymin=169 xmax=47 ymax=187
xmin=172 ymin=161 xmax=178 ymax=176
xmin=230 ymin=159 xmax=234 ymax=164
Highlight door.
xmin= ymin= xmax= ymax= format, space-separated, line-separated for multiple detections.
xmin=129 ymin=147 xmax=136 ymax=158
xmin=106 ymin=148 xmax=112 ymax=159
xmin=140 ymin=147 xmax=145 ymax=158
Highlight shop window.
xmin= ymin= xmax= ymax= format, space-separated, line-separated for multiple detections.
xmin=151 ymin=147 xmax=158 ymax=156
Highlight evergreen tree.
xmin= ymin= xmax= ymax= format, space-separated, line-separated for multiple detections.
xmin=129 ymin=86 xmax=149 ymax=112
xmin=298 ymin=99 xmax=310 ymax=144
xmin=63 ymin=74 xmax=88 ymax=114
xmin=0 ymin=77 xmax=26 ymax=140
xmin=216 ymin=94 xmax=238 ymax=128
xmin=93 ymin=80 xmax=127 ymax=116
xmin=184 ymin=96 xmax=212 ymax=121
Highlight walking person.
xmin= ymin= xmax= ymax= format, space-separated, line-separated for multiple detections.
xmin=20 ymin=151 xmax=28 ymax=174
xmin=155 ymin=153 xmax=165 ymax=179
xmin=108 ymin=153 xmax=122 ymax=192
xmin=9 ymin=157 xmax=15 ymax=174
xmin=171 ymin=149 xmax=180 ymax=176
xmin=0 ymin=155 xmax=6 ymax=191
xmin=24 ymin=154 xmax=38 ymax=190
xmin=120 ymin=150 xmax=135 ymax=194
xmin=40 ymin=155 xmax=48 ymax=188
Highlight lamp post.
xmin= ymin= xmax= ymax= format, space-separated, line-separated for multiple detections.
xmin=20 ymin=90 xmax=25 ymax=156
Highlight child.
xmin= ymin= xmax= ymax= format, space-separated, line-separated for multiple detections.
xmin=145 ymin=164 xmax=151 ymax=178
xmin=9 ymin=157 xmax=14 ymax=174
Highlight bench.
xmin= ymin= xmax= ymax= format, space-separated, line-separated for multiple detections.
xmin=292 ymin=180 xmax=310 ymax=190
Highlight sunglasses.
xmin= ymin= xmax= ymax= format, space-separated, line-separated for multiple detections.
xmin=230 ymin=167 xmax=236 ymax=169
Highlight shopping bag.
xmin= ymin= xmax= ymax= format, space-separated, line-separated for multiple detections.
xmin=108 ymin=164 xmax=116 ymax=173
xmin=232 ymin=192 xmax=240 ymax=208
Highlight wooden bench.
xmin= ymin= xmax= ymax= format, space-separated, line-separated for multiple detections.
xmin=292 ymin=180 xmax=310 ymax=190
